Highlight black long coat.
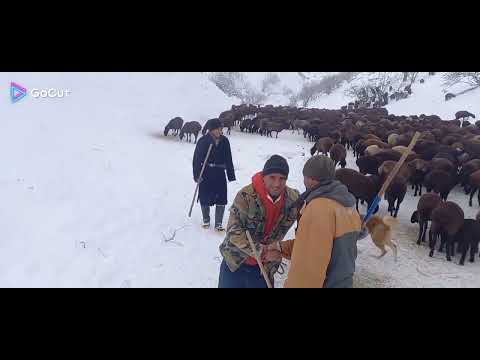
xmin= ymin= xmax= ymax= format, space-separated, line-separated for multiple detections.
xmin=193 ymin=134 xmax=236 ymax=206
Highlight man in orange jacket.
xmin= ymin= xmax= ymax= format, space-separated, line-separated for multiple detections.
xmin=273 ymin=155 xmax=363 ymax=288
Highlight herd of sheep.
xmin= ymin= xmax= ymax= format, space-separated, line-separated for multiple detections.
xmin=164 ymin=103 xmax=480 ymax=266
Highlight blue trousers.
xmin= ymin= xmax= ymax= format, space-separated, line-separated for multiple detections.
xmin=218 ymin=260 xmax=269 ymax=288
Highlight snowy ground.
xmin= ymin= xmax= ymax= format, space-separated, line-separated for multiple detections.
xmin=1 ymin=72 xmax=480 ymax=288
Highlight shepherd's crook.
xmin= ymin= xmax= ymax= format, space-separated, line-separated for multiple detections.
xmin=246 ymin=230 xmax=273 ymax=288
xmin=362 ymin=131 xmax=421 ymax=228
xmin=188 ymin=144 xmax=213 ymax=217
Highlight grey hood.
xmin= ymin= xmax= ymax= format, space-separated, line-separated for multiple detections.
xmin=304 ymin=179 xmax=356 ymax=208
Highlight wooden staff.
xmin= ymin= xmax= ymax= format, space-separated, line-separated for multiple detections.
xmin=362 ymin=131 xmax=422 ymax=227
xmin=188 ymin=144 xmax=213 ymax=218
xmin=246 ymin=230 xmax=273 ymax=289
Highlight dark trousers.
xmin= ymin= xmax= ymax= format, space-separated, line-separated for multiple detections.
xmin=218 ymin=260 xmax=270 ymax=288
xmin=199 ymin=168 xmax=227 ymax=207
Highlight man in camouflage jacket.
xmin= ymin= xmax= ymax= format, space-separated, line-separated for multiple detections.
xmin=218 ymin=155 xmax=300 ymax=288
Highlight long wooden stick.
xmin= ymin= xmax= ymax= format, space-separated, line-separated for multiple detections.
xmin=188 ymin=144 xmax=213 ymax=218
xmin=246 ymin=230 xmax=273 ymax=289
xmin=362 ymin=131 xmax=421 ymax=227
xmin=379 ymin=131 xmax=421 ymax=198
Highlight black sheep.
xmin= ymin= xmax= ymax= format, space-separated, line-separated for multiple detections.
xmin=385 ymin=176 xmax=407 ymax=218
xmin=164 ymin=117 xmax=184 ymax=137
xmin=429 ymin=202 xmax=464 ymax=262
xmin=424 ymin=170 xmax=456 ymax=201
xmin=180 ymin=121 xmax=202 ymax=144
xmin=455 ymin=219 xmax=480 ymax=265
xmin=455 ymin=111 xmax=476 ymax=121
xmin=411 ymin=193 xmax=442 ymax=245
xmin=330 ymin=144 xmax=347 ymax=168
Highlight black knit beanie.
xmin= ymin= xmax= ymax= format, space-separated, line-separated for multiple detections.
xmin=263 ymin=155 xmax=289 ymax=178
xmin=207 ymin=119 xmax=223 ymax=131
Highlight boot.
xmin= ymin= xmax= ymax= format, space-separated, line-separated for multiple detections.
xmin=201 ymin=206 xmax=210 ymax=228
xmin=215 ymin=205 xmax=226 ymax=232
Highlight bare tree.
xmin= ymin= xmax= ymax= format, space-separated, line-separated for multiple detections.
xmin=297 ymin=81 xmax=324 ymax=107
xmin=344 ymin=72 xmax=404 ymax=105
xmin=294 ymin=72 xmax=360 ymax=107
xmin=208 ymin=72 xmax=247 ymax=98
xmin=209 ymin=72 xmax=268 ymax=105
xmin=261 ymin=73 xmax=281 ymax=94
xmin=443 ymin=72 xmax=480 ymax=88
xmin=407 ymin=72 xmax=419 ymax=86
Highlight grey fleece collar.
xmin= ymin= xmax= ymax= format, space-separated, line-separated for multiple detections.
xmin=304 ymin=180 xmax=356 ymax=208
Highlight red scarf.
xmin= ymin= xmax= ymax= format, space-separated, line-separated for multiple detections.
xmin=245 ymin=172 xmax=285 ymax=266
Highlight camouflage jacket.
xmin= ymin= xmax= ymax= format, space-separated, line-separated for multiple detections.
xmin=219 ymin=183 xmax=300 ymax=277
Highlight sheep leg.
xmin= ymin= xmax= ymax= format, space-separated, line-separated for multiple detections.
xmin=446 ymin=236 xmax=452 ymax=262
xmin=439 ymin=234 xmax=445 ymax=252
xmin=470 ymin=243 xmax=477 ymax=263
xmin=459 ymin=243 xmax=468 ymax=266
xmin=417 ymin=219 xmax=424 ymax=245
xmin=423 ymin=225 xmax=431 ymax=243
xmin=469 ymin=188 xmax=477 ymax=207
xmin=429 ymin=230 xmax=437 ymax=257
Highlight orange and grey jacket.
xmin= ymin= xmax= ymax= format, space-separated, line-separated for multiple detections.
xmin=280 ymin=180 xmax=362 ymax=288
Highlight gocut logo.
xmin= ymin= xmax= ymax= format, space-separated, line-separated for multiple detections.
xmin=10 ymin=82 xmax=27 ymax=103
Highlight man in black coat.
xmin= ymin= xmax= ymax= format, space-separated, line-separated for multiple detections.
xmin=193 ymin=119 xmax=236 ymax=231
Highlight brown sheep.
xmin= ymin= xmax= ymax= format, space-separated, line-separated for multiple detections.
xmin=330 ymin=144 xmax=347 ymax=168
xmin=365 ymin=145 xmax=382 ymax=157
xmin=428 ymin=158 xmax=457 ymax=175
xmin=363 ymin=139 xmax=391 ymax=149
xmin=292 ymin=119 xmax=310 ymax=134
xmin=392 ymin=146 xmax=416 ymax=157
xmin=394 ymin=134 xmax=413 ymax=147
xmin=429 ymin=202 xmax=465 ymax=262
xmin=378 ymin=160 xmax=412 ymax=181
xmin=388 ymin=133 xmax=399 ymax=146
xmin=411 ymin=193 xmax=442 ymax=244
xmin=459 ymin=159 xmax=480 ymax=192
xmin=424 ymin=169 xmax=456 ymax=201
xmin=335 ymin=168 xmax=381 ymax=213
xmin=260 ymin=120 xmax=289 ymax=138
xmin=407 ymin=159 xmax=430 ymax=196
xmin=311 ymin=137 xmax=335 ymax=156
xmin=385 ymin=175 xmax=408 ymax=218
xmin=179 ymin=121 xmax=202 ymax=144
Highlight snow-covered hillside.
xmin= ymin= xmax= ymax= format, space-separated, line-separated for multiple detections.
xmin=2 ymin=72 xmax=480 ymax=288
xmin=210 ymin=72 xmax=480 ymax=120
xmin=310 ymin=72 xmax=480 ymax=120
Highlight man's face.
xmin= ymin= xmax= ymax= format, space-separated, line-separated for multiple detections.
xmin=263 ymin=173 xmax=287 ymax=198
xmin=304 ymin=176 xmax=319 ymax=191
xmin=210 ymin=128 xmax=222 ymax=139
